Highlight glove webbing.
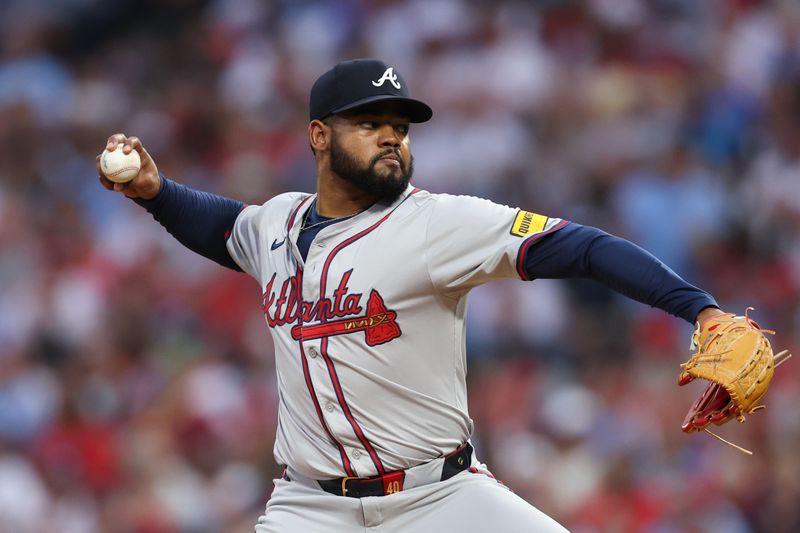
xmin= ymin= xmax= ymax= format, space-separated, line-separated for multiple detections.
xmin=702 ymin=348 xmax=791 ymax=455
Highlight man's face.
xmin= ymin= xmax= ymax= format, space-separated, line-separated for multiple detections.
xmin=325 ymin=105 xmax=414 ymax=203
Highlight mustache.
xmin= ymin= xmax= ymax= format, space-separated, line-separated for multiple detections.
xmin=370 ymin=149 xmax=404 ymax=170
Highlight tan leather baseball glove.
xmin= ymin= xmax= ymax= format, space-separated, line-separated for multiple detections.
xmin=678 ymin=309 xmax=791 ymax=443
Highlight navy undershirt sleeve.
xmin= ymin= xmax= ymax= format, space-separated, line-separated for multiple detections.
xmin=133 ymin=176 xmax=245 ymax=271
xmin=524 ymin=222 xmax=718 ymax=323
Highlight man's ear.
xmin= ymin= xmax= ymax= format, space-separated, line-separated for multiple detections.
xmin=309 ymin=119 xmax=330 ymax=153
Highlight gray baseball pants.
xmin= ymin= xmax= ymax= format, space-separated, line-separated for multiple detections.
xmin=254 ymin=461 xmax=569 ymax=533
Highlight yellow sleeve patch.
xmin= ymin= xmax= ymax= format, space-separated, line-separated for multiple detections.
xmin=510 ymin=210 xmax=548 ymax=237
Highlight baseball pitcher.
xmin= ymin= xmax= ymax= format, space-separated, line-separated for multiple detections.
xmin=97 ymin=59 xmax=786 ymax=532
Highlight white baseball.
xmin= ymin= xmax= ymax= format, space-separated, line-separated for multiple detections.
xmin=101 ymin=144 xmax=141 ymax=183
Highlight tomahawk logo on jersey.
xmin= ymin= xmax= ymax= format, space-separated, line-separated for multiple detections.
xmin=262 ymin=269 xmax=401 ymax=346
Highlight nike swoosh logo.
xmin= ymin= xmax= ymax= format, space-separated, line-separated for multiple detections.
xmin=271 ymin=238 xmax=285 ymax=251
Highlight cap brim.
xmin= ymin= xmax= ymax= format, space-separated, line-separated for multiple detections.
xmin=330 ymin=95 xmax=432 ymax=123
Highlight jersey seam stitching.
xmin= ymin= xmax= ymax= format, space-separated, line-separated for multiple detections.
xmin=422 ymin=194 xmax=461 ymax=303
xmin=226 ymin=205 xmax=259 ymax=278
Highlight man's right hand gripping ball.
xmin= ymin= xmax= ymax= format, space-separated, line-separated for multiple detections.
xmin=678 ymin=309 xmax=791 ymax=433
xmin=97 ymin=134 xmax=161 ymax=200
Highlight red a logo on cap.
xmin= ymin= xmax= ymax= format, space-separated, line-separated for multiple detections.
xmin=372 ymin=68 xmax=401 ymax=89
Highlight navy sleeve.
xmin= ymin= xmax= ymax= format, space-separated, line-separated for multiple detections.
xmin=524 ymin=222 xmax=718 ymax=323
xmin=133 ymin=176 xmax=245 ymax=271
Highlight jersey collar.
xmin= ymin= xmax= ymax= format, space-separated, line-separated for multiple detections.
xmin=287 ymin=183 xmax=417 ymax=261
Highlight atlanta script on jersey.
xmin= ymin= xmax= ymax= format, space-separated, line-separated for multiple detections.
xmin=226 ymin=185 xmax=566 ymax=480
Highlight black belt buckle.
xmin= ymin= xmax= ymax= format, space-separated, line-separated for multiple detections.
xmin=320 ymin=471 xmax=403 ymax=498
xmin=340 ymin=475 xmax=382 ymax=498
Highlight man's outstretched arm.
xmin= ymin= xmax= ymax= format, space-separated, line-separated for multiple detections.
xmin=524 ymin=222 xmax=719 ymax=324
xmin=97 ymin=134 xmax=244 ymax=271
xmin=133 ymin=177 xmax=244 ymax=271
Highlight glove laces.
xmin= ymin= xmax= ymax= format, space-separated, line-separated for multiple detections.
xmin=703 ymin=348 xmax=791 ymax=455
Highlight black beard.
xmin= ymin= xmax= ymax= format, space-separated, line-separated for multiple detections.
xmin=329 ymin=136 xmax=414 ymax=203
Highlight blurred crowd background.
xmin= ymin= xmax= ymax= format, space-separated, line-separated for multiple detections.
xmin=1 ymin=0 xmax=799 ymax=531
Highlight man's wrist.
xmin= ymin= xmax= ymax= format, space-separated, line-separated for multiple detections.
xmin=133 ymin=174 xmax=169 ymax=208
xmin=139 ymin=173 xmax=164 ymax=201
xmin=696 ymin=306 xmax=725 ymax=326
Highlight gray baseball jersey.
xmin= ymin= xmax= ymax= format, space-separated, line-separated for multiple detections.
xmin=226 ymin=184 xmax=565 ymax=481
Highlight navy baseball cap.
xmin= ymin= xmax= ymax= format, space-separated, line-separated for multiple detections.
xmin=309 ymin=59 xmax=433 ymax=123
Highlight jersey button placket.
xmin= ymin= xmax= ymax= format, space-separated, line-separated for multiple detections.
xmin=301 ymin=270 xmax=318 ymax=302
xmin=305 ymin=344 xmax=347 ymax=447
